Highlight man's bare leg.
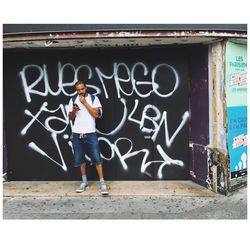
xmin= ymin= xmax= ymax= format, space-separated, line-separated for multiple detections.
xmin=96 ymin=163 xmax=109 ymax=195
xmin=75 ymin=164 xmax=88 ymax=193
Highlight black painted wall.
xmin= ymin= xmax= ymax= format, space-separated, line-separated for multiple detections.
xmin=188 ymin=46 xmax=209 ymax=187
xmin=4 ymin=47 xmax=190 ymax=181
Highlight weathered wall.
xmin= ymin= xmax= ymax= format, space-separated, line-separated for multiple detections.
xmin=4 ymin=47 xmax=192 ymax=181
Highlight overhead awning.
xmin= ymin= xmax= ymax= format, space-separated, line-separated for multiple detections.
xmin=3 ymin=24 xmax=247 ymax=49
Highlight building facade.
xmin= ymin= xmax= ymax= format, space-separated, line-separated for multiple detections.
xmin=3 ymin=24 xmax=247 ymax=194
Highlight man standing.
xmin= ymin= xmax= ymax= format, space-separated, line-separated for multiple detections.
xmin=68 ymin=80 xmax=108 ymax=195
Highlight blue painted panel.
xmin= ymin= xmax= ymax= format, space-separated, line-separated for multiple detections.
xmin=227 ymin=106 xmax=247 ymax=178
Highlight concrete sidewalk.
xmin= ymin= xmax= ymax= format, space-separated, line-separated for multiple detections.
xmin=3 ymin=180 xmax=217 ymax=197
xmin=3 ymin=181 xmax=247 ymax=219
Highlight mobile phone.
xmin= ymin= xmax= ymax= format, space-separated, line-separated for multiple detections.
xmin=73 ymin=104 xmax=80 ymax=109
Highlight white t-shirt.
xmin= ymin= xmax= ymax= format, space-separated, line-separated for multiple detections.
xmin=68 ymin=94 xmax=102 ymax=134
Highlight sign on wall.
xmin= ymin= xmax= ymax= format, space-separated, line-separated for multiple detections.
xmin=4 ymin=48 xmax=190 ymax=180
xmin=225 ymin=41 xmax=247 ymax=182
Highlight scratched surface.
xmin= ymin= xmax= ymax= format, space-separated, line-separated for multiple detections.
xmin=188 ymin=46 xmax=209 ymax=187
xmin=4 ymin=47 xmax=190 ymax=180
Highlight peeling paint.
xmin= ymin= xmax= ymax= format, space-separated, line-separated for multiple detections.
xmin=207 ymin=42 xmax=233 ymax=195
xmin=3 ymin=28 xmax=245 ymax=50
xmin=207 ymin=147 xmax=229 ymax=195
xmin=209 ymin=42 xmax=228 ymax=153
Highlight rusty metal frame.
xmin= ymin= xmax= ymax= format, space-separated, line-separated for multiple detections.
xmin=3 ymin=30 xmax=247 ymax=49
xmin=3 ymin=30 xmax=247 ymax=41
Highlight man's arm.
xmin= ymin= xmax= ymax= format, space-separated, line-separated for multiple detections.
xmin=69 ymin=106 xmax=80 ymax=120
xmin=79 ymin=95 xmax=100 ymax=119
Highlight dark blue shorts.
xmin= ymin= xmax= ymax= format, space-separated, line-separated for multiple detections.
xmin=71 ymin=132 xmax=103 ymax=167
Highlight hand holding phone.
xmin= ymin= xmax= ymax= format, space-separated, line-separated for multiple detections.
xmin=73 ymin=104 xmax=80 ymax=111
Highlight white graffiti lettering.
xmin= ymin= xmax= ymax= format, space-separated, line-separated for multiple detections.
xmin=20 ymin=60 xmax=189 ymax=179
xmin=20 ymin=61 xmax=179 ymax=102
xmin=28 ymin=133 xmax=67 ymax=171
xmin=21 ymin=102 xmax=69 ymax=135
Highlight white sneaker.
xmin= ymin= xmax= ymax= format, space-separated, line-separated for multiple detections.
xmin=100 ymin=184 xmax=109 ymax=195
xmin=75 ymin=183 xmax=89 ymax=193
